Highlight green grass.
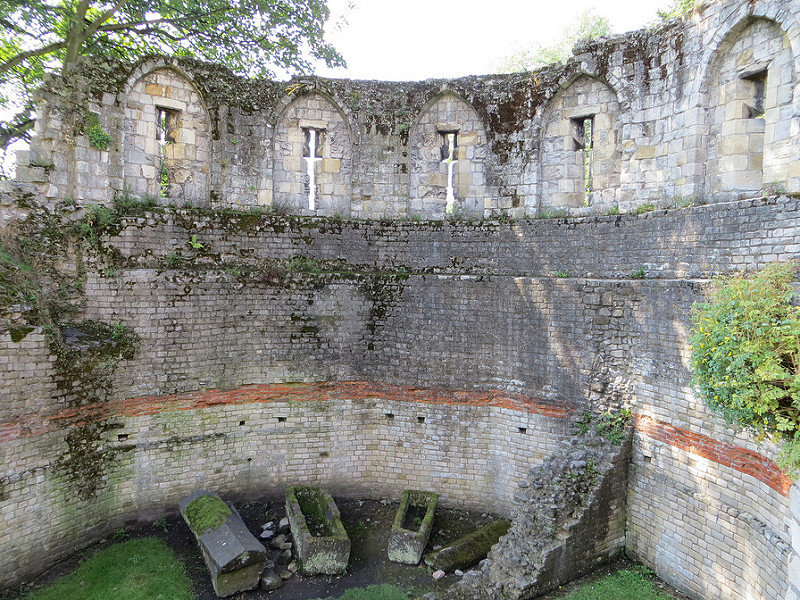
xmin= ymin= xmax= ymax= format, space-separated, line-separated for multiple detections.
xmin=313 ymin=584 xmax=414 ymax=600
xmin=24 ymin=538 xmax=191 ymax=600
xmin=562 ymin=568 xmax=673 ymax=600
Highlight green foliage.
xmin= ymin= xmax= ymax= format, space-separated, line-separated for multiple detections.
xmin=576 ymin=409 xmax=632 ymax=445
xmin=657 ymin=0 xmax=695 ymax=21
xmin=562 ymin=566 xmax=672 ymax=600
xmin=22 ymin=538 xmax=191 ymax=600
xmin=188 ymin=234 xmax=203 ymax=249
xmin=631 ymin=267 xmax=646 ymax=280
xmin=689 ymin=262 xmax=800 ymax=475
xmin=596 ymin=409 xmax=632 ymax=445
xmin=497 ymin=9 xmax=611 ymax=72
xmin=85 ymin=112 xmax=112 ymax=151
xmin=288 ymin=256 xmax=322 ymax=273
xmin=152 ymin=516 xmax=169 ymax=533
xmin=605 ymin=205 xmax=620 ymax=216
xmin=184 ymin=494 xmax=232 ymax=535
xmin=0 ymin=0 xmax=345 ymax=153
xmin=311 ymin=584 xmax=414 ymax=600
xmin=539 ymin=208 xmax=569 ymax=219
xmin=113 ymin=193 xmax=157 ymax=215
xmin=631 ymin=203 xmax=656 ymax=216
xmin=164 ymin=252 xmax=183 ymax=268
xmin=112 ymin=528 xmax=130 ymax=541
xmin=552 ymin=270 xmax=569 ymax=278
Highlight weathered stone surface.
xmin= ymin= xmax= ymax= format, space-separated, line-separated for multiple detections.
xmin=286 ymin=486 xmax=351 ymax=575
xmin=388 ymin=490 xmax=439 ymax=565
xmin=179 ymin=490 xmax=267 ymax=597
xmin=424 ymin=520 xmax=511 ymax=573
xmin=260 ymin=570 xmax=283 ymax=591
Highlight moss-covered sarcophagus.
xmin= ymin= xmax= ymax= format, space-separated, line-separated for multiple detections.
xmin=424 ymin=519 xmax=511 ymax=572
xmin=285 ymin=486 xmax=351 ymax=575
xmin=179 ymin=490 xmax=267 ymax=597
xmin=387 ymin=489 xmax=439 ymax=564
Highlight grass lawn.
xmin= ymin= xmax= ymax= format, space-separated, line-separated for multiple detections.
xmin=561 ymin=567 xmax=675 ymax=600
xmin=23 ymin=538 xmax=192 ymax=600
xmin=313 ymin=585 xmax=414 ymax=600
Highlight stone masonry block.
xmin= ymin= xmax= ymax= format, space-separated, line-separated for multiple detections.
xmin=179 ymin=490 xmax=266 ymax=598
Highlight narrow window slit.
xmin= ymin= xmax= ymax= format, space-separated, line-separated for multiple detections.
xmin=155 ymin=107 xmax=179 ymax=198
xmin=517 ymin=427 xmax=527 ymax=434
xmin=117 ymin=434 xmax=129 ymax=442
xmin=277 ymin=416 xmax=287 ymax=423
xmin=302 ymin=127 xmax=325 ymax=211
xmin=417 ymin=416 xmax=426 ymax=424
xmin=571 ymin=116 xmax=594 ymax=206
xmin=386 ymin=412 xmax=394 ymax=420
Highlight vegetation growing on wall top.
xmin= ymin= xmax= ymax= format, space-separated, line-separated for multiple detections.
xmin=689 ymin=262 xmax=800 ymax=477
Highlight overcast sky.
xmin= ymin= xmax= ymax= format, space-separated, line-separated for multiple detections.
xmin=315 ymin=0 xmax=673 ymax=81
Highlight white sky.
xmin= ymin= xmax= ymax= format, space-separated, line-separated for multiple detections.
xmin=316 ymin=0 xmax=672 ymax=81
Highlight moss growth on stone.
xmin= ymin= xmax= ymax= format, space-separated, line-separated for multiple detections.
xmin=184 ymin=494 xmax=233 ymax=534
xmin=424 ymin=519 xmax=511 ymax=572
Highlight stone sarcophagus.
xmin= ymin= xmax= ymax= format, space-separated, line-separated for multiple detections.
xmin=179 ymin=490 xmax=267 ymax=597
xmin=387 ymin=489 xmax=439 ymax=564
xmin=285 ymin=486 xmax=351 ymax=575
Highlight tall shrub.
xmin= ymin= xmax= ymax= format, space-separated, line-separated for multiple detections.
xmin=689 ymin=262 xmax=800 ymax=477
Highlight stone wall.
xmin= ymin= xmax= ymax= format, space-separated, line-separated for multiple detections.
xmin=16 ymin=0 xmax=800 ymax=217
xmin=2 ymin=0 xmax=800 ymax=597
xmin=0 ymin=193 xmax=797 ymax=598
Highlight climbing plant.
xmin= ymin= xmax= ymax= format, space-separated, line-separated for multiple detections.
xmin=689 ymin=262 xmax=800 ymax=476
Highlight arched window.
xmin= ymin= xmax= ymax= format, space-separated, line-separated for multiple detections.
xmin=539 ymin=76 xmax=620 ymax=211
xmin=273 ymin=92 xmax=352 ymax=216
xmin=123 ymin=68 xmax=210 ymax=206
xmin=705 ymin=18 xmax=796 ymax=198
xmin=408 ymin=93 xmax=488 ymax=219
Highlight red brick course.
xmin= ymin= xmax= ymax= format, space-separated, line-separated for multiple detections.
xmin=634 ymin=414 xmax=793 ymax=496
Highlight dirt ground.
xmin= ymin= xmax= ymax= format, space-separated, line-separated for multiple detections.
xmin=5 ymin=497 xmax=690 ymax=600
xmin=6 ymin=497 xmax=497 ymax=600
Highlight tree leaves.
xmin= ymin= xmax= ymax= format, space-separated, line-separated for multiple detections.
xmin=0 ymin=0 xmax=344 ymax=152
xmin=689 ymin=262 xmax=800 ymax=475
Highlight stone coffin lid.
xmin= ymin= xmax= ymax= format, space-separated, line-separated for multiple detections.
xmin=179 ymin=490 xmax=266 ymax=572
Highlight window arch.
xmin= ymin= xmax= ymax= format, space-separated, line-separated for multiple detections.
xmin=408 ymin=93 xmax=488 ymax=219
xmin=539 ymin=75 xmax=620 ymax=211
xmin=123 ymin=67 xmax=210 ymax=206
xmin=272 ymin=92 xmax=352 ymax=216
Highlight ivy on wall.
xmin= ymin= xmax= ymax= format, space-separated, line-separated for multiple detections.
xmin=689 ymin=262 xmax=800 ymax=477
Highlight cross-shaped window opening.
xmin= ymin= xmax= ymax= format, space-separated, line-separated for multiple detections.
xmin=301 ymin=127 xmax=325 ymax=211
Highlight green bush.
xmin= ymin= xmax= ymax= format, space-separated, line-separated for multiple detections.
xmin=689 ymin=262 xmax=800 ymax=476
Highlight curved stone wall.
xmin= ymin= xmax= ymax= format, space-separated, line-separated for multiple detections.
xmin=3 ymin=0 xmax=800 ymax=597
xmin=0 ymin=196 xmax=797 ymax=598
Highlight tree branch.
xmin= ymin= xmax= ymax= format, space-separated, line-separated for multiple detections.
xmin=0 ymin=40 xmax=68 ymax=76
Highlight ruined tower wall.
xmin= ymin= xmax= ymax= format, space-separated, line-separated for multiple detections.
xmin=1 ymin=197 xmax=797 ymax=598
xmin=16 ymin=0 xmax=800 ymax=218
xmin=2 ymin=0 xmax=800 ymax=598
